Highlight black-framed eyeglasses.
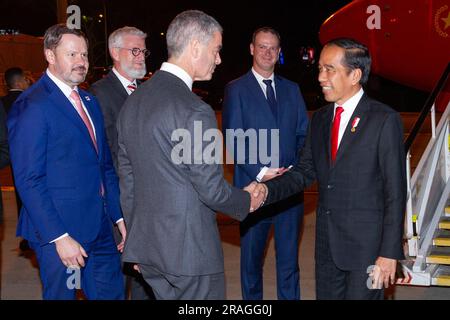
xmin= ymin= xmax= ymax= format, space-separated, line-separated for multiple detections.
xmin=117 ymin=47 xmax=150 ymax=58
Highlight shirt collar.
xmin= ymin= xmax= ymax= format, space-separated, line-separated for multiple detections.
xmin=334 ymin=88 xmax=364 ymax=114
xmin=160 ymin=62 xmax=193 ymax=90
xmin=251 ymin=68 xmax=274 ymax=84
xmin=112 ymin=67 xmax=136 ymax=89
xmin=46 ymin=69 xmax=79 ymax=99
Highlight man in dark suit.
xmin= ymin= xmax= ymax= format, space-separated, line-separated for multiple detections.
xmin=0 ymin=101 xmax=9 ymax=224
xmin=1 ymin=67 xmax=30 ymax=114
xmin=251 ymin=38 xmax=406 ymax=299
xmin=90 ymin=26 xmax=153 ymax=300
xmin=7 ymin=24 xmax=125 ymax=299
xmin=222 ymin=27 xmax=308 ymax=300
xmin=90 ymin=26 xmax=148 ymax=170
xmin=2 ymin=67 xmax=30 ymax=228
xmin=117 ymin=10 xmax=262 ymax=300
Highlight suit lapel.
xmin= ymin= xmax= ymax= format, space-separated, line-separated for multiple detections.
xmin=43 ymin=75 xmax=99 ymax=156
xmin=333 ymin=94 xmax=370 ymax=164
xmin=108 ymin=71 xmax=129 ymax=101
xmin=79 ymin=92 xmax=103 ymax=159
xmin=320 ymin=105 xmax=334 ymax=167
xmin=245 ymin=71 xmax=277 ymax=124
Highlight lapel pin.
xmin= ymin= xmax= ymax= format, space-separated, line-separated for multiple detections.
xmin=351 ymin=117 xmax=360 ymax=133
xmin=84 ymin=96 xmax=91 ymax=101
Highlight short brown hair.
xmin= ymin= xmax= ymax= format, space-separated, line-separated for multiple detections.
xmin=44 ymin=24 xmax=88 ymax=50
xmin=252 ymin=27 xmax=281 ymax=46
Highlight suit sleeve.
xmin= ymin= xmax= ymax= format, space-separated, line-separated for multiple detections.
xmin=90 ymin=83 xmax=119 ymax=169
xmin=102 ymin=128 xmax=123 ymax=223
xmin=295 ymin=86 xmax=309 ymax=160
xmin=222 ymin=84 xmax=261 ymax=180
xmin=7 ymin=100 xmax=66 ymax=244
xmin=265 ymin=113 xmax=317 ymax=204
xmin=185 ymin=104 xmax=251 ymax=221
xmin=377 ymin=112 xmax=406 ymax=260
xmin=117 ymin=113 xmax=134 ymax=224
xmin=0 ymin=102 xmax=10 ymax=169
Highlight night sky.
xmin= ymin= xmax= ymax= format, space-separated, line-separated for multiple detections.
xmin=0 ymin=0 xmax=427 ymax=111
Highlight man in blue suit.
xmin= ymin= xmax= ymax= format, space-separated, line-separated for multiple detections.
xmin=222 ymin=27 xmax=309 ymax=300
xmin=7 ymin=24 xmax=125 ymax=300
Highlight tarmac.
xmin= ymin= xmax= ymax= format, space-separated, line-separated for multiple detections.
xmin=1 ymin=187 xmax=450 ymax=300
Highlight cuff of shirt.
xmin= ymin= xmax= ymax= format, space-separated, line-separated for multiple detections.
xmin=256 ymin=166 xmax=269 ymax=182
xmin=50 ymin=233 xmax=69 ymax=243
xmin=116 ymin=218 xmax=124 ymax=224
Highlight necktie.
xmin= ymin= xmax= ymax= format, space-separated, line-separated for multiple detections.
xmin=127 ymin=83 xmax=136 ymax=93
xmin=331 ymin=106 xmax=344 ymax=163
xmin=70 ymin=90 xmax=98 ymax=153
xmin=70 ymin=90 xmax=104 ymax=196
xmin=262 ymin=79 xmax=277 ymax=119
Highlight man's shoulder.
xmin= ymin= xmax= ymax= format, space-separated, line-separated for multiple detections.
xmin=226 ymin=71 xmax=253 ymax=89
xmin=364 ymin=95 xmax=399 ymax=115
xmin=275 ymin=74 xmax=298 ymax=88
xmin=90 ymin=71 xmax=116 ymax=91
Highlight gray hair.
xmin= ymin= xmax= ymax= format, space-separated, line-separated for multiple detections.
xmin=108 ymin=26 xmax=147 ymax=51
xmin=166 ymin=10 xmax=222 ymax=58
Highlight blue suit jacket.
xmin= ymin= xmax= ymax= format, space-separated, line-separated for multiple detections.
xmin=7 ymin=73 xmax=122 ymax=246
xmin=223 ymin=71 xmax=309 ymax=188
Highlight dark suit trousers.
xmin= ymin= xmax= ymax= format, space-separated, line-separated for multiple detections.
xmin=240 ymin=195 xmax=303 ymax=300
xmin=29 ymin=213 xmax=124 ymax=300
xmin=139 ymin=264 xmax=225 ymax=300
xmin=315 ymin=209 xmax=383 ymax=300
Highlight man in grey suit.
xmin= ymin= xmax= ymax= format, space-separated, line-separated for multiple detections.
xmin=117 ymin=10 xmax=262 ymax=300
xmin=90 ymin=26 xmax=153 ymax=300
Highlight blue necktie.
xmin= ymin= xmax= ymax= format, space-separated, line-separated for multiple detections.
xmin=263 ymin=79 xmax=277 ymax=119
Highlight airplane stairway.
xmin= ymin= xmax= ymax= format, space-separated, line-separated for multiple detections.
xmin=400 ymin=63 xmax=450 ymax=287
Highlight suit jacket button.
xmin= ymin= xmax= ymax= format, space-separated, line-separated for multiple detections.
xmin=325 ymin=210 xmax=331 ymax=215
xmin=327 ymin=184 xmax=333 ymax=189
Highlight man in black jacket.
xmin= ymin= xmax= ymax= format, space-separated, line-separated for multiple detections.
xmin=251 ymin=38 xmax=406 ymax=300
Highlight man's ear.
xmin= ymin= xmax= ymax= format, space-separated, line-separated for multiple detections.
xmin=190 ymin=39 xmax=201 ymax=59
xmin=44 ymin=49 xmax=56 ymax=65
xmin=352 ymin=68 xmax=362 ymax=85
xmin=250 ymin=43 xmax=255 ymax=56
xmin=110 ymin=47 xmax=120 ymax=62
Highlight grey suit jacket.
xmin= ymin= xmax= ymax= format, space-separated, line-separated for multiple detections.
xmin=90 ymin=71 xmax=129 ymax=169
xmin=117 ymin=70 xmax=251 ymax=276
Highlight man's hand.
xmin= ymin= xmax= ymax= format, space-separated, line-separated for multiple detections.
xmin=116 ymin=220 xmax=127 ymax=253
xmin=370 ymin=256 xmax=397 ymax=289
xmin=244 ymin=181 xmax=267 ymax=212
xmin=260 ymin=167 xmax=289 ymax=182
xmin=55 ymin=236 xmax=88 ymax=268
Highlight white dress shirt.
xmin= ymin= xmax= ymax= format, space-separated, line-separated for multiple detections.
xmin=160 ymin=62 xmax=193 ymax=90
xmin=250 ymin=69 xmax=277 ymax=182
xmin=112 ymin=67 xmax=137 ymax=95
xmin=251 ymin=68 xmax=276 ymax=99
xmin=46 ymin=69 xmax=123 ymax=243
xmin=333 ymin=88 xmax=364 ymax=148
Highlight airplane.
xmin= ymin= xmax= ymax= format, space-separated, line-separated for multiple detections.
xmin=318 ymin=0 xmax=450 ymax=111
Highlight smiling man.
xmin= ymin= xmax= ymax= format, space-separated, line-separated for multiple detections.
xmin=222 ymin=27 xmax=308 ymax=300
xmin=251 ymin=38 xmax=407 ymax=300
xmin=7 ymin=24 xmax=125 ymax=300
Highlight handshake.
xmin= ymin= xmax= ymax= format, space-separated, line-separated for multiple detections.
xmin=244 ymin=181 xmax=268 ymax=212
xmin=243 ymin=167 xmax=291 ymax=212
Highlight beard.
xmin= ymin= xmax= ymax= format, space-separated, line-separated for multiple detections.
xmin=121 ymin=60 xmax=147 ymax=79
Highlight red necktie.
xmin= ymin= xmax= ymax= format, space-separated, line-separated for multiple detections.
xmin=70 ymin=90 xmax=98 ymax=153
xmin=127 ymin=83 xmax=136 ymax=93
xmin=331 ymin=106 xmax=344 ymax=162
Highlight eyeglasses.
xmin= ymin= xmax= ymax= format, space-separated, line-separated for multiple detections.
xmin=117 ymin=47 xmax=150 ymax=58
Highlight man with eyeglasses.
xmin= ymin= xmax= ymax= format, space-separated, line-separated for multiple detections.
xmin=90 ymin=26 xmax=154 ymax=300
xmin=222 ymin=27 xmax=309 ymax=300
